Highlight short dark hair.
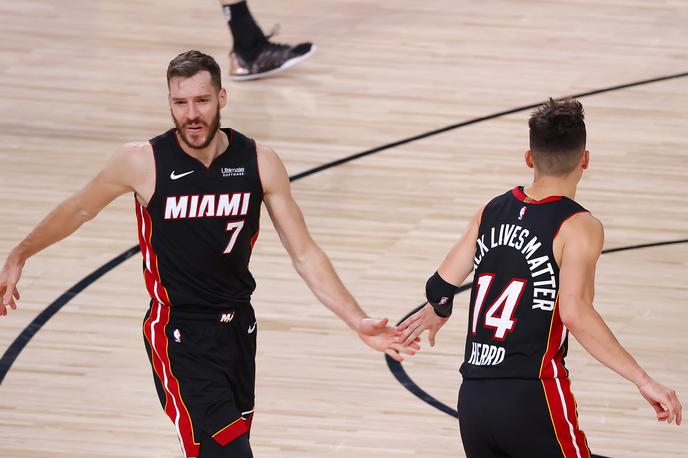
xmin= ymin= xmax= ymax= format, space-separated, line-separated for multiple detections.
xmin=528 ymin=98 xmax=586 ymax=175
xmin=167 ymin=50 xmax=222 ymax=92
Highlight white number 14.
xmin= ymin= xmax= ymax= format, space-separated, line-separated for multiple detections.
xmin=471 ymin=274 xmax=527 ymax=341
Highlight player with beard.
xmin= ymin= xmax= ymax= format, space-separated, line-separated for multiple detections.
xmin=0 ymin=50 xmax=418 ymax=458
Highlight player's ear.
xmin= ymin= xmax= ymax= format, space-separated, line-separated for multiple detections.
xmin=218 ymin=87 xmax=228 ymax=109
xmin=525 ymin=150 xmax=535 ymax=169
xmin=581 ymin=150 xmax=589 ymax=170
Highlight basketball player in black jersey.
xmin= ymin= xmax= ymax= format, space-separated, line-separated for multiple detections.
xmin=398 ymin=98 xmax=682 ymax=457
xmin=0 ymin=50 xmax=418 ymax=458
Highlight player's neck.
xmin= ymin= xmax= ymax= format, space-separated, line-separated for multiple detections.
xmin=525 ymin=174 xmax=579 ymax=201
xmin=177 ymin=129 xmax=228 ymax=166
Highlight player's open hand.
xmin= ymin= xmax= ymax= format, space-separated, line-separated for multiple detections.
xmin=398 ymin=303 xmax=449 ymax=347
xmin=357 ymin=317 xmax=421 ymax=362
xmin=637 ymin=377 xmax=682 ymax=425
xmin=0 ymin=255 xmax=23 ymax=316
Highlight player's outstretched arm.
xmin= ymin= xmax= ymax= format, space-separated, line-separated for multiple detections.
xmin=257 ymin=144 xmax=419 ymax=361
xmin=558 ymin=213 xmax=682 ymax=425
xmin=0 ymin=143 xmax=152 ymax=316
xmin=398 ymin=206 xmax=482 ymax=346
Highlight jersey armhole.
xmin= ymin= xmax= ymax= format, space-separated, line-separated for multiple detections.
xmin=552 ymin=210 xmax=590 ymax=268
xmin=253 ymin=140 xmax=266 ymax=201
xmin=478 ymin=193 xmax=504 ymax=229
xmin=141 ymin=140 xmax=160 ymax=208
xmin=477 ymin=204 xmax=487 ymax=229
xmin=553 ymin=210 xmax=590 ymax=241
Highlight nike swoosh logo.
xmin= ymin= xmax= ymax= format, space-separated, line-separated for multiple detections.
xmin=170 ymin=170 xmax=195 ymax=180
xmin=248 ymin=322 xmax=257 ymax=334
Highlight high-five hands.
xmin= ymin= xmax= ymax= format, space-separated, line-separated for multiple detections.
xmin=398 ymin=303 xmax=449 ymax=347
xmin=357 ymin=317 xmax=421 ymax=362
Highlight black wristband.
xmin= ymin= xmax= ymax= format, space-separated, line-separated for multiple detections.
xmin=425 ymin=271 xmax=456 ymax=318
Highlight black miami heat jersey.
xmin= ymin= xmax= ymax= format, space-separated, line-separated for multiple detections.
xmin=460 ymin=186 xmax=588 ymax=380
xmin=135 ymin=128 xmax=263 ymax=309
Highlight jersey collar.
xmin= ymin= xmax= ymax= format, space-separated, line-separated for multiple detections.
xmin=511 ymin=186 xmax=563 ymax=204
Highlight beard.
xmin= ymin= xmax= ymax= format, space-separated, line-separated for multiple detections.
xmin=172 ymin=106 xmax=222 ymax=150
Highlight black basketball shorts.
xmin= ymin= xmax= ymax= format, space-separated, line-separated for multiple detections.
xmin=458 ymin=378 xmax=591 ymax=458
xmin=143 ymin=301 xmax=257 ymax=458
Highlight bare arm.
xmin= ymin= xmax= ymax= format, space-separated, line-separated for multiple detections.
xmin=0 ymin=142 xmax=153 ymax=314
xmin=257 ymin=145 xmax=416 ymax=360
xmin=399 ymin=206 xmax=482 ymax=345
xmin=558 ymin=213 xmax=682 ymax=425
xmin=436 ymin=206 xmax=483 ymax=285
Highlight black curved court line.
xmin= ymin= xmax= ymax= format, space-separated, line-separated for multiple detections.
xmin=386 ymin=238 xmax=688 ymax=458
xmin=289 ymin=71 xmax=688 ymax=182
xmin=386 ymin=238 xmax=688 ymax=412
xmin=1 ymin=70 xmax=686 ymax=395
xmin=0 ymin=246 xmax=141 ymax=384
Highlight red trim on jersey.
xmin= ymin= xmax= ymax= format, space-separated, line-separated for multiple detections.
xmin=253 ymin=138 xmax=265 ymax=197
xmin=250 ymin=227 xmax=260 ymax=250
xmin=541 ymin=378 xmax=569 ymax=455
xmin=553 ymin=210 xmax=590 ymax=241
xmin=560 ymin=377 xmax=592 ymax=457
xmin=541 ymin=378 xmax=591 ymax=458
xmin=135 ymin=199 xmax=172 ymax=306
xmin=143 ymin=302 xmax=199 ymax=457
xmin=212 ymin=413 xmax=254 ymax=446
xmin=553 ymin=338 xmax=569 ymax=378
xmin=147 ymin=141 xmax=160 ymax=208
xmin=539 ymin=296 xmax=567 ymax=379
xmin=511 ymin=186 xmax=563 ymax=204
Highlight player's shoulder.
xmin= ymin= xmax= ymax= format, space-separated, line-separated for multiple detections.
xmin=560 ymin=211 xmax=604 ymax=249
xmin=105 ymin=141 xmax=154 ymax=176
xmin=255 ymin=142 xmax=278 ymax=160
xmin=474 ymin=203 xmax=487 ymax=224
xmin=113 ymin=141 xmax=152 ymax=159
xmin=567 ymin=211 xmax=603 ymax=232
xmin=123 ymin=140 xmax=152 ymax=152
xmin=254 ymin=142 xmax=289 ymax=195
xmin=255 ymin=142 xmax=284 ymax=173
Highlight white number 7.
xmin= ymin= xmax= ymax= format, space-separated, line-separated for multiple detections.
xmin=224 ymin=221 xmax=245 ymax=254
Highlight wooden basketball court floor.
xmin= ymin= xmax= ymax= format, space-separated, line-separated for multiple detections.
xmin=0 ymin=1 xmax=686 ymax=456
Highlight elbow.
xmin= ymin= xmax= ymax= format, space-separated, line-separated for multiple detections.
xmin=558 ymin=298 xmax=587 ymax=330
xmin=291 ymin=254 xmax=307 ymax=276
xmin=290 ymin=245 xmax=319 ymax=276
xmin=64 ymin=197 xmax=99 ymax=223
xmin=77 ymin=208 xmax=98 ymax=223
xmin=559 ymin=309 xmax=578 ymax=330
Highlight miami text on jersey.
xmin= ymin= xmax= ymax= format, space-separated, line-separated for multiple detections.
xmin=164 ymin=192 xmax=252 ymax=219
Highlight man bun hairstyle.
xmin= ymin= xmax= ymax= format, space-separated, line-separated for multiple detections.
xmin=528 ymin=98 xmax=586 ymax=176
xmin=167 ymin=50 xmax=222 ymax=92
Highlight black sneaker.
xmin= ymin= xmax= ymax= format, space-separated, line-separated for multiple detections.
xmin=229 ymin=40 xmax=315 ymax=81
